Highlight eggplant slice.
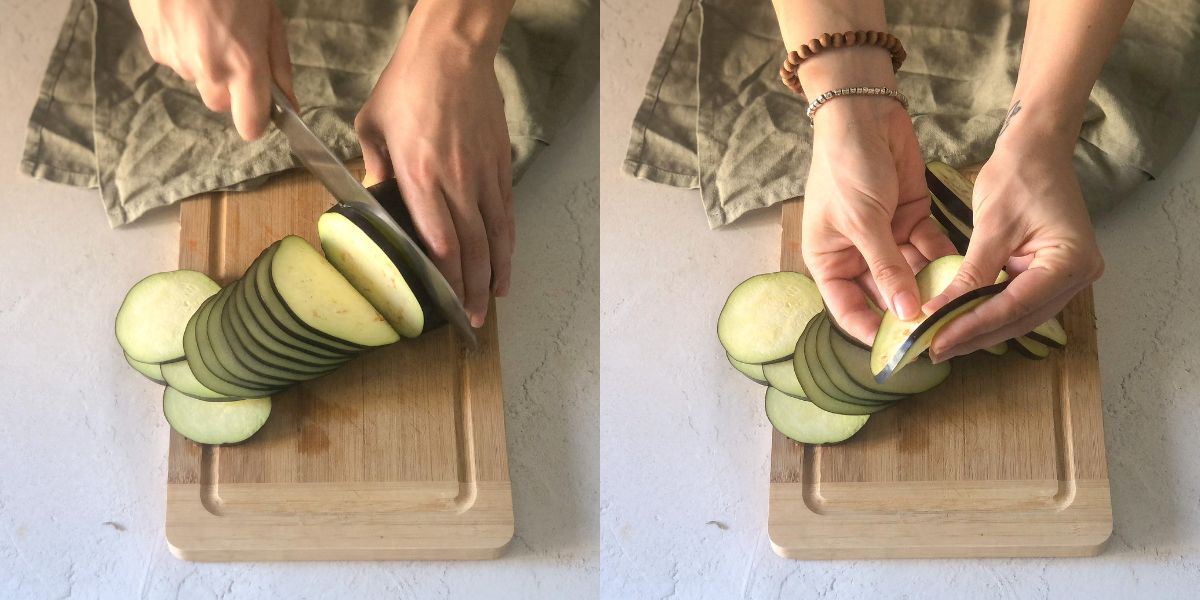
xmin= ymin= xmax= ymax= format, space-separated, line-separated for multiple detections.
xmin=163 ymin=387 xmax=271 ymax=445
xmin=717 ymin=272 xmax=823 ymax=364
xmin=115 ymin=270 xmax=220 ymax=364
xmin=125 ymin=353 xmax=167 ymax=385
xmin=727 ymin=354 xmax=769 ymax=385
xmin=765 ymin=387 xmax=872 ymax=444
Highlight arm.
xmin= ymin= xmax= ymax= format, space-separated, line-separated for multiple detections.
xmin=926 ymin=0 xmax=1133 ymax=361
xmin=771 ymin=0 xmax=956 ymax=344
xmin=130 ymin=0 xmax=295 ymax=141
xmin=355 ymin=0 xmax=516 ymax=328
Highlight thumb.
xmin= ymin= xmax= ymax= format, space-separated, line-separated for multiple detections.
xmin=922 ymin=227 xmax=1012 ymax=314
xmin=852 ymin=221 xmax=921 ymax=321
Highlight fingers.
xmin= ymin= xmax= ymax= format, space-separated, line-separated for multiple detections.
xmin=814 ymin=276 xmax=884 ymax=345
xmin=908 ymin=215 xmax=959 ymax=262
xmin=267 ymin=4 xmax=298 ymax=110
xmin=357 ymin=130 xmax=393 ymax=187
xmin=850 ymin=220 xmax=921 ymax=321
xmin=922 ymin=226 xmax=1012 ymax=315
xmin=229 ymin=69 xmax=271 ymax=141
xmin=479 ymin=172 xmax=513 ymax=298
xmin=445 ymin=190 xmax=492 ymax=328
xmin=931 ymin=286 xmax=1077 ymax=362
xmin=396 ymin=175 xmax=467 ymax=306
xmin=195 ymin=78 xmax=231 ymax=113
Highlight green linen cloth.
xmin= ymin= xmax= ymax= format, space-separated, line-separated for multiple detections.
xmin=22 ymin=0 xmax=598 ymax=227
xmin=626 ymin=0 xmax=1200 ymax=228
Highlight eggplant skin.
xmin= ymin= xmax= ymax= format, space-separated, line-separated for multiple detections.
xmin=876 ymin=281 xmax=1012 ymax=383
xmin=925 ymin=166 xmax=974 ymax=227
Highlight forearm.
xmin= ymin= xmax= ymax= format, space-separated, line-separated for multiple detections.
xmin=401 ymin=0 xmax=514 ymax=61
xmin=1005 ymin=0 xmax=1133 ymax=150
xmin=770 ymin=0 xmax=894 ymax=92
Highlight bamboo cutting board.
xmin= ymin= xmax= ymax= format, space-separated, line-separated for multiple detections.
xmin=768 ymin=199 xmax=1112 ymax=559
xmin=165 ymin=166 xmax=513 ymax=561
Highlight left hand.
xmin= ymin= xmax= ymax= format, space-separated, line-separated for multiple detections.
xmin=924 ymin=132 xmax=1104 ymax=362
xmin=354 ymin=7 xmax=513 ymax=328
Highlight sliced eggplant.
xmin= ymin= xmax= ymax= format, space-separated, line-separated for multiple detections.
xmin=1011 ymin=336 xmax=1051 ymax=359
xmin=1026 ymin=317 xmax=1067 ymax=348
xmin=183 ymin=294 xmax=281 ymax=398
xmin=163 ymin=387 xmax=271 ymax=445
xmin=125 ymin=353 xmax=167 ymax=385
xmin=801 ymin=315 xmax=889 ymax=407
xmin=240 ymin=245 xmax=358 ymax=359
xmin=930 ymin=202 xmax=971 ymax=255
xmin=202 ymin=287 xmax=296 ymax=388
xmin=318 ymin=207 xmax=443 ymax=339
xmin=718 ymin=272 xmax=824 ymax=364
xmin=984 ymin=343 xmax=1009 ymax=356
xmin=829 ymin=325 xmax=951 ymax=395
xmin=269 ymin=235 xmax=400 ymax=348
xmin=931 ymin=192 xmax=973 ymax=240
xmin=763 ymin=359 xmax=807 ymax=399
xmin=161 ymin=359 xmax=238 ymax=401
xmin=873 ymin=281 xmax=1010 ymax=382
xmin=814 ymin=317 xmax=905 ymax=402
xmin=226 ymin=277 xmax=349 ymax=369
xmin=216 ymin=284 xmax=344 ymax=382
xmin=871 ymin=255 xmax=1009 ymax=381
xmin=727 ymin=354 xmax=768 ymax=385
xmin=765 ymin=386 xmax=871 ymax=444
xmin=926 ymin=163 xmax=974 ymax=226
xmin=115 ymin=270 xmax=220 ymax=364
xmin=793 ymin=321 xmax=890 ymax=416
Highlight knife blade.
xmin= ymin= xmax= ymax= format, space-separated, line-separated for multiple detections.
xmin=267 ymin=83 xmax=477 ymax=347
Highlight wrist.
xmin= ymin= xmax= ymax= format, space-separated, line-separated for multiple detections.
xmin=400 ymin=0 xmax=513 ymax=67
xmin=797 ymin=46 xmax=897 ymax=95
xmin=993 ymin=98 xmax=1079 ymax=159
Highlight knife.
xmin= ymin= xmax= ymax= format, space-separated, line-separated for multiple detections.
xmin=267 ymin=83 xmax=478 ymax=347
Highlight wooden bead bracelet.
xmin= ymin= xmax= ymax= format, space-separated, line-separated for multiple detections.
xmin=779 ymin=30 xmax=907 ymax=97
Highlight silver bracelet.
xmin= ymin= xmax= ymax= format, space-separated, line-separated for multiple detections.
xmin=806 ymin=86 xmax=910 ymax=122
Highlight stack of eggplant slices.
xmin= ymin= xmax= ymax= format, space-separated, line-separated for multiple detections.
xmin=116 ymin=204 xmax=442 ymax=446
xmin=718 ymin=162 xmax=1068 ymax=445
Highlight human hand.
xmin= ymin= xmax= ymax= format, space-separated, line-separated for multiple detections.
xmin=354 ymin=3 xmax=513 ymax=328
xmin=803 ymin=97 xmax=957 ymax=345
xmin=130 ymin=0 xmax=295 ymax=141
xmin=924 ymin=132 xmax=1103 ymax=362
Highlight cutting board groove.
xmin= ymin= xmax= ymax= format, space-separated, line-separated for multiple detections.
xmin=165 ymin=166 xmax=513 ymax=561
xmin=768 ymin=198 xmax=1111 ymax=558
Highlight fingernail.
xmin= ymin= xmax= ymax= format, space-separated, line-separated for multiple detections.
xmin=495 ymin=283 xmax=509 ymax=297
xmin=470 ymin=312 xmax=485 ymax=328
xmin=893 ymin=291 xmax=919 ymax=321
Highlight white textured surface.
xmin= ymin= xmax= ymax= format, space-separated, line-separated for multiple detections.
xmin=0 ymin=2 xmax=598 ymax=597
xmin=601 ymin=1 xmax=1200 ymax=597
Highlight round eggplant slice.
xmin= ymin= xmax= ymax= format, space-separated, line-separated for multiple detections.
xmin=1027 ymin=317 xmax=1067 ymax=348
xmin=1011 ymin=336 xmax=1052 ymax=359
xmin=814 ymin=317 xmax=905 ymax=402
xmin=183 ymin=294 xmax=281 ymax=398
xmin=161 ymin=360 xmax=239 ymax=401
xmin=829 ymin=325 xmax=951 ymax=396
xmin=717 ymin=272 xmax=823 ymax=364
xmin=801 ymin=316 xmax=888 ymax=407
xmin=203 ymin=287 xmax=296 ymax=388
xmin=125 ymin=353 xmax=167 ymax=385
xmin=763 ymin=359 xmax=807 ymax=399
xmin=116 ymin=270 xmax=220 ymax=364
xmin=765 ymin=387 xmax=872 ymax=443
xmin=163 ymin=387 xmax=271 ymax=446
xmin=252 ymin=242 xmax=365 ymax=354
xmin=727 ymin=354 xmax=768 ymax=385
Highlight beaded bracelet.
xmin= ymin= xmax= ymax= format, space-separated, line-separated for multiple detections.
xmin=779 ymin=30 xmax=907 ymax=97
xmin=805 ymin=86 xmax=909 ymax=122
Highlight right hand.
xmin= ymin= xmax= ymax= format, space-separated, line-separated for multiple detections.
xmin=130 ymin=0 xmax=296 ymax=141
xmin=802 ymin=97 xmax=957 ymax=345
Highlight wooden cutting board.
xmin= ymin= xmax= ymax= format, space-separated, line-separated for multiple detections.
xmin=768 ymin=199 xmax=1112 ymax=559
xmin=165 ymin=166 xmax=513 ymax=561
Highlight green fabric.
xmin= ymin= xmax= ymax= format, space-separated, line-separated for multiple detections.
xmin=626 ymin=0 xmax=1200 ymax=228
xmin=22 ymin=0 xmax=598 ymax=227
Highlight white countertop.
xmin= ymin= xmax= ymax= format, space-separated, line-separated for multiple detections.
xmin=601 ymin=1 xmax=1200 ymax=597
xmin=0 ymin=2 xmax=598 ymax=597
